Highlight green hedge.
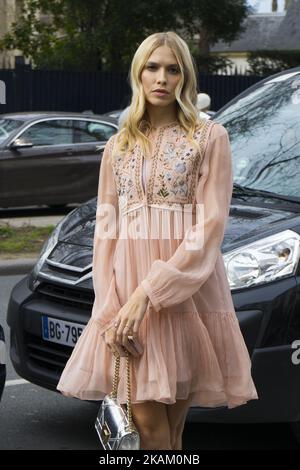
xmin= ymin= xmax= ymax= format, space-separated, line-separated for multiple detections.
xmin=247 ymin=49 xmax=300 ymax=76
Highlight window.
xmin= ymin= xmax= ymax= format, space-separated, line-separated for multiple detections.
xmin=73 ymin=120 xmax=116 ymax=143
xmin=0 ymin=119 xmax=24 ymax=144
xmin=216 ymin=73 xmax=300 ymax=198
xmin=21 ymin=120 xmax=73 ymax=146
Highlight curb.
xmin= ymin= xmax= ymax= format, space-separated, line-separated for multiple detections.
xmin=0 ymin=215 xmax=66 ymax=228
xmin=0 ymin=258 xmax=37 ymax=275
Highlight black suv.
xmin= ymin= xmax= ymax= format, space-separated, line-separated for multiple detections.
xmin=6 ymin=67 xmax=300 ymax=443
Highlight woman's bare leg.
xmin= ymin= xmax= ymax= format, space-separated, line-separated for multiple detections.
xmin=131 ymin=400 xmax=172 ymax=450
xmin=165 ymin=395 xmax=194 ymax=450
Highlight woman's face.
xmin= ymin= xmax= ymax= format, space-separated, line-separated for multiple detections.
xmin=140 ymin=45 xmax=182 ymax=109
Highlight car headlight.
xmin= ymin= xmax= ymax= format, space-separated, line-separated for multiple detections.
xmin=223 ymin=229 xmax=300 ymax=290
xmin=28 ymin=219 xmax=64 ymax=291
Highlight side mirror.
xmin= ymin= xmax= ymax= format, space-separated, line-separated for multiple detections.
xmin=9 ymin=137 xmax=34 ymax=149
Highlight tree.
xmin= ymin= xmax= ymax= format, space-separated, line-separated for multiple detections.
xmin=176 ymin=0 xmax=251 ymax=73
xmin=272 ymin=0 xmax=278 ymax=12
xmin=0 ymin=0 xmax=181 ymax=70
xmin=248 ymin=50 xmax=300 ymax=76
xmin=285 ymin=0 xmax=294 ymax=10
xmin=0 ymin=0 xmax=250 ymax=73
xmin=0 ymin=0 xmax=106 ymax=70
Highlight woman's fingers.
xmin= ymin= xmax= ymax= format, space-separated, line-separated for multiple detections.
xmin=108 ymin=298 xmax=147 ymax=357
xmin=107 ymin=328 xmax=143 ymax=358
xmin=117 ymin=329 xmax=141 ymax=357
xmin=104 ymin=327 xmax=122 ymax=356
xmin=106 ymin=325 xmax=133 ymax=357
xmin=110 ymin=342 xmax=127 ymax=357
xmin=132 ymin=319 xmax=140 ymax=337
xmin=123 ymin=337 xmax=143 ymax=357
xmin=115 ymin=345 xmax=127 ymax=357
xmin=116 ymin=318 xmax=132 ymax=343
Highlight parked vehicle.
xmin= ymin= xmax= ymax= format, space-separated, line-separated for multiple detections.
xmin=0 ymin=324 xmax=6 ymax=401
xmin=103 ymin=109 xmax=123 ymax=120
xmin=0 ymin=112 xmax=118 ymax=209
xmin=6 ymin=67 xmax=300 ymax=442
xmin=104 ymin=107 xmax=213 ymax=125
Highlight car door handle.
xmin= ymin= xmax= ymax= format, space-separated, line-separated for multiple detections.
xmin=95 ymin=145 xmax=104 ymax=152
xmin=65 ymin=148 xmax=73 ymax=155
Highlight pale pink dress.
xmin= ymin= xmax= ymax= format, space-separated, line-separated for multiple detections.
xmin=56 ymin=119 xmax=259 ymax=409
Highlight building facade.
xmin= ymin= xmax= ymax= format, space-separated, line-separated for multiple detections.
xmin=0 ymin=0 xmax=25 ymax=68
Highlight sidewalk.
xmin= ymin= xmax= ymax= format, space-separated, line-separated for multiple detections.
xmin=0 ymin=215 xmax=63 ymax=228
xmin=0 ymin=215 xmax=64 ymax=275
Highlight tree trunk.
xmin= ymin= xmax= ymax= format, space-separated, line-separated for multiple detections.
xmin=272 ymin=0 xmax=278 ymax=12
xmin=197 ymin=27 xmax=210 ymax=74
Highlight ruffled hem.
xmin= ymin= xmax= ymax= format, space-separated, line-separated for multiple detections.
xmin=56 ymin=308 xmax=259 ymax=409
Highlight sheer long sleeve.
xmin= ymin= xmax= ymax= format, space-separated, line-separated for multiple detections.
xmin=140 ymin=122 xmax=233 ymax=312
xmin=91 ymin=134 xmax=121 ymax=335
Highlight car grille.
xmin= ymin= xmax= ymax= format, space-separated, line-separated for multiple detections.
xmin=27 ymin=283 xmax=93 ymax=375
xmin=26 ymin=333 xmax=72 ymax=374
xmin=36 ymin=282 xmax=94 ymax=311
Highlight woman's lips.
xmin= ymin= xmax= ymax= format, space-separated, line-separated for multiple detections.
xmin=153 ymin=91 xmax=169 ymax=96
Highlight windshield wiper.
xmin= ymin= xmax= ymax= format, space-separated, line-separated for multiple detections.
xmin=233 ymin=183 xmax=300 ymax=204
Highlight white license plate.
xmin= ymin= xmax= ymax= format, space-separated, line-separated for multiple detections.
xmin=42 ymin=316 xmax=85 ymax=347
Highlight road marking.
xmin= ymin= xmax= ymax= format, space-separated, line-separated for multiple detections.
xmin=5 ymin=379 xmax=30 ymax=386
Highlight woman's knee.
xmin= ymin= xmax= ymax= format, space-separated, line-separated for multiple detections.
xmin=131 ymin=401 xmax=172 ymax=450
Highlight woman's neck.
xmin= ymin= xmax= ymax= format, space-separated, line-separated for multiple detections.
xmin=145 ymin=103 xmax=178 ymax=128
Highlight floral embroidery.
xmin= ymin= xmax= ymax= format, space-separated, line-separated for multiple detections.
xmin=111 ymin=146 xmax=137 ymax=202
xmin=148 ymin=119 xmax=212 ymax=205
xmin=110 ymin=119 xmax=214 ymax=215
xmin=157 ymin=173 xmax=169 ymax=198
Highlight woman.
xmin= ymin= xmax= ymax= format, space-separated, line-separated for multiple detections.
xmin=57 ymin=31 xmax=259 ymax=450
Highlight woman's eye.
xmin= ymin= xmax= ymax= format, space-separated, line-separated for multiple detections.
xmin=146 ymin=65 xmax=179 ymax=73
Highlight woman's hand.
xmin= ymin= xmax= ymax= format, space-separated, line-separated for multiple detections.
xmin=104 ymin=285 xmax=148 ymax=357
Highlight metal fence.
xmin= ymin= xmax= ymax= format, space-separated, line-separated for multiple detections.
xmin=0 ymin=66 xmax=266 ymax=115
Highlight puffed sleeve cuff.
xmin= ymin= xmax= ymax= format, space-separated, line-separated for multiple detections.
xmin=140 ymin=278 xmax=162 ymax=313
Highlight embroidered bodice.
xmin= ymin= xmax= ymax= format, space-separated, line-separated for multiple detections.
xmin=108 ymin=119 xmax=213 ymax=216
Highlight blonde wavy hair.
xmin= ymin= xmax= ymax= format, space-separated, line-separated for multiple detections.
xmin=112 ymin=31 xmax=203 ymax=160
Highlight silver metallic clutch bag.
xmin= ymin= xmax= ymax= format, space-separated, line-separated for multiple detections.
xmin=95 ymin=350 xmax=140 ymax=450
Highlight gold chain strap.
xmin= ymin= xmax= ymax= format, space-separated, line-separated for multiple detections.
xmin=110 ymin=350 xmax=134 ymax=431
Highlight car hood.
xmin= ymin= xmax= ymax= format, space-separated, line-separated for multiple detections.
xmin=37 ymin=197 xmax=299 ymax=287
xmin=223 ymin=201 xmax=299 ymax=251
xmin=58 ymin=197 xmax=300 ymax=253
xmin=58 ymin=197 xmax=98 ymax=247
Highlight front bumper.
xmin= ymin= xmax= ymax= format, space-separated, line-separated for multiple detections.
xmin=7 ymin=275 xmax=91 ymax=392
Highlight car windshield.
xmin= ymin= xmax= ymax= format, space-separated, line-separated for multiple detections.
xmin=215 ymin=71 xmax=300 ymax=199
xmin=0 ymin=118 xmax=24 ymax=144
